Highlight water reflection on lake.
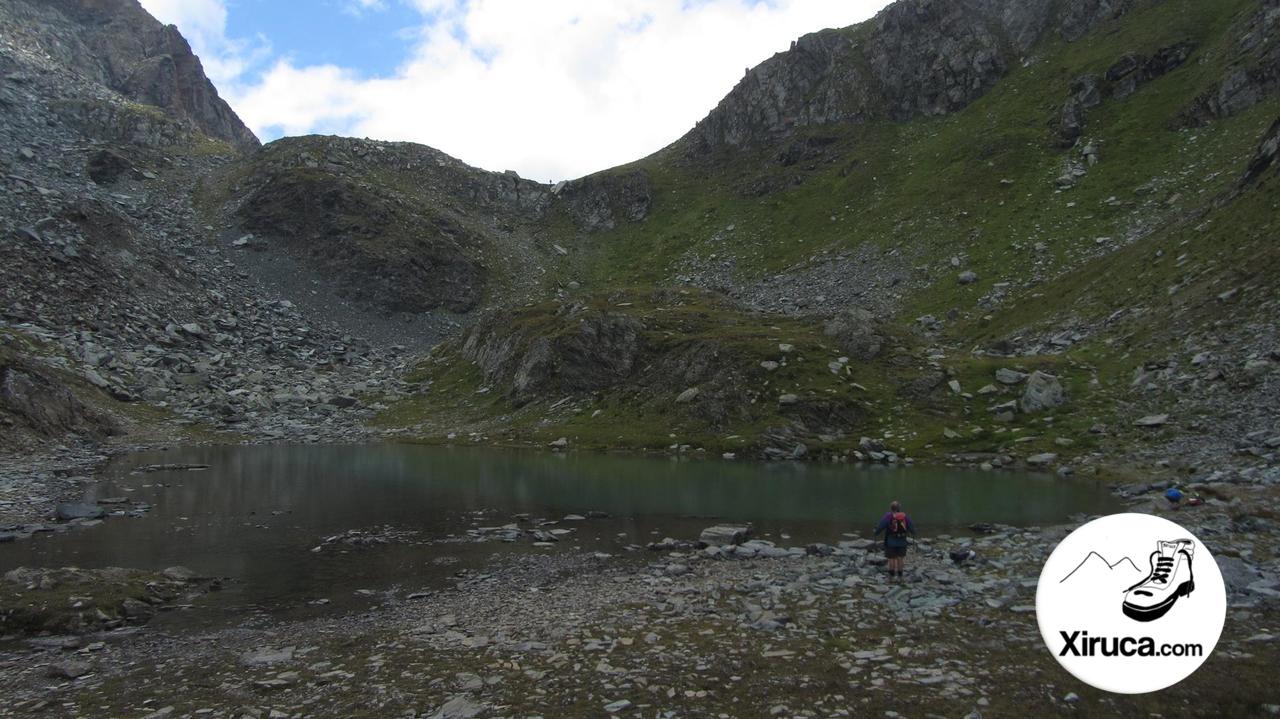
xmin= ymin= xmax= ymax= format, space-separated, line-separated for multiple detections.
xmin=0 ymin=445 xmax=1118 ymax=627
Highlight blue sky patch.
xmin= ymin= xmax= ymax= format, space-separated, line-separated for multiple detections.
xmin=225 ymin=0 xmax=422 ymax=80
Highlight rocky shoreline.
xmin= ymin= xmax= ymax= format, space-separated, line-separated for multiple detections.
xmin=1 ymin=493 xmax=1278 ymax=717
xmin=0 ymin=436 xmax=1277 ymax=717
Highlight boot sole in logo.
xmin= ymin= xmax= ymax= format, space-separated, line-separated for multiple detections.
xmin=1121 ymin=579 xmax=1195 ymax=623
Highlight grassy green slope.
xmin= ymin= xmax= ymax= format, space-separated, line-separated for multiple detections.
xmin=561 ymin=0 xmax=1271 ymax=319
xmin=380 ymin=0 xmax=1278 ymax=470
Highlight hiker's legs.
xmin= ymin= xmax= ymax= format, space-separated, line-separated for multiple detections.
xmin=885 ymin=550 xmax=906 ymax=573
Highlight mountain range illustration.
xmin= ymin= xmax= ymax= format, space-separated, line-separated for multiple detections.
xmin=1059 ymin=551 xmax=1145 ymax=585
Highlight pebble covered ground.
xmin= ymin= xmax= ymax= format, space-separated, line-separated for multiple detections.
xmin=2 ymin=490 xmax=1278 ymax=718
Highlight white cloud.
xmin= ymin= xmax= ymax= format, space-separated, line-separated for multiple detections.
xmin=344 ymin=0 xmax=389 ymax=16
xmin=144 ymin=0 xmax=892 ymax=182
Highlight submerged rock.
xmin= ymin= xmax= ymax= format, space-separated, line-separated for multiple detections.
xmin=55 ymin=503 xmax=105 ymax=521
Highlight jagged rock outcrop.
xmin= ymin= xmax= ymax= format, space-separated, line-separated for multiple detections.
xmin=554 ymin=170 xmax=652 ymax=232
xmin=462 ymin=308 xmax=644 ymax=404
xmin=1106 ymin=42 xmax=1195 ymax=100
xmin=2 ymin=0 xmax=258 ymax=150
xmin=684 ymin=0 xmax=1140 ymax=152
xmin=1056 ymin=75 xmax=1104 ymax=147
xmin=1055 ymin=42 xmax=1194 ymax=145
xmin=1241 ymin=116 xmax=1280 ymax=186
xmin=0 ymin=361 xmax=120 ymax=447
xmin=1184 ymin=0 xmax=1280 ymax=124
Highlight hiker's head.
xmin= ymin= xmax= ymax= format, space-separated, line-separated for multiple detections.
xmin=890 ymin=500 xmax=901 ymax=512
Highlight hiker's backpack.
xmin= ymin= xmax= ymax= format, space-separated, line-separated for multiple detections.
xmin=889 ymin=512 xmax=909 ymax=537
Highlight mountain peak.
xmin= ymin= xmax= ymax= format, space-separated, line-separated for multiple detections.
xmin=682 ymin=0 xmax=1140 ymax=153
xmin=5 ymin=0 xmax=258 ymax=151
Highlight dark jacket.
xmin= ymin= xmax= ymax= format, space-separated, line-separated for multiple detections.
xmin=875 ymin=512 xmax=917 ymax=548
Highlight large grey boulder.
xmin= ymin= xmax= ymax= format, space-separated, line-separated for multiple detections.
xmin=1020 ymin=371 xmax=1065 ymax=413
xmin=699 ymin=525 xmax=753 ymax=547
xmin=822 ymin=308 xmax=883 ymax=360
xmin=995 ymin=368 xmax=1027 ymax=385
xmin=1026 ymin=453 xmax=1058 ymax=467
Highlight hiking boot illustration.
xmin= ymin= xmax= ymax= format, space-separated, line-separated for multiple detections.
xmin=1122 ymin=539 xmax=1195 ymax=622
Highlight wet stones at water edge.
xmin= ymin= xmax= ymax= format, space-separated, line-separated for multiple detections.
xmin=54 ymin=502 xmax=105 ymax=521
xmin=0 ymin=566 xmax=219 ymax=636
xmin=131 ymin=463 xmax=211 ymax=474
xmin=312 ymin=526 xmax=421 ymax=552
xmin=698 ymin=524 xmax=753 ymax=547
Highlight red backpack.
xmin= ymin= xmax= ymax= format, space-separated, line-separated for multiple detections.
xmin=889 ymin=512 xmax=909 ymax=537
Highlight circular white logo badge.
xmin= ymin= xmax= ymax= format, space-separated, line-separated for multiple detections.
xmin=1036 ymin=513 xmax=1226 ymax=694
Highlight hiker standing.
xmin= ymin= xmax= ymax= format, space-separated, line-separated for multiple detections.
xmin=874 ymin=500 xmax=916 ymax=579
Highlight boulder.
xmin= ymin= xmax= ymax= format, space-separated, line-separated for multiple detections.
xmin=1026 ymin=453 xmax=1058 ymax=467
xmin=86 ymin=149 xmax=132 ymax=185
xmin=822 ymin=308 xmax=883 ymax=360
xmin=1020 ymin=371 xmax=1065 ymax=413
xmin=1057 ymin=74 xmax=1102 ymax=145
xmin=699 ymin=525 xmax=753 ymax=547
xmin=161 ymin=566 xmax=201 ymax=582
xmin=120 ymin=597 xmax=155 ymax=618
xmin=995 ymin=368 xmax=1027 ymax=385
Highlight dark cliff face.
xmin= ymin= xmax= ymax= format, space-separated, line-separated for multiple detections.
xmin=26 ymin=0 xmax=259 ymax=150
xmin=683 ymin=0 xmax=1139 ymax=153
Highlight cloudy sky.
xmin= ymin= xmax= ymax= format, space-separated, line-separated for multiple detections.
xmin=138 ymin=0 xmax=891 ymax=182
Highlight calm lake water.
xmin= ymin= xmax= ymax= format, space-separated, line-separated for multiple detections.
xmin=0 ymin=445 xmax=1119 ymax=628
